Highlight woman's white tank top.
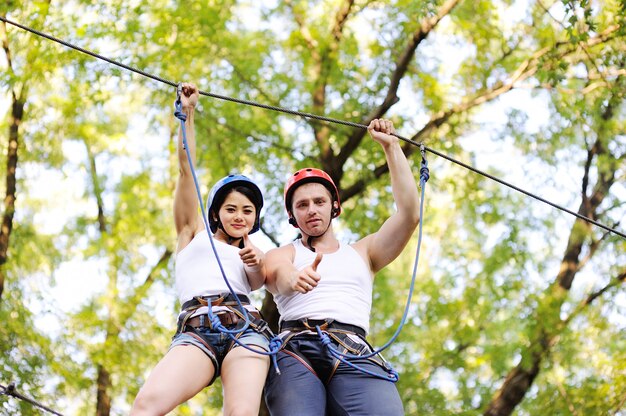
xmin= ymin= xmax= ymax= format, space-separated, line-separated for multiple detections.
xmin=175 ymin=230 xmax=251 ymax=304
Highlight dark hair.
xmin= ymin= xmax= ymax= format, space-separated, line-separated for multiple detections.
xmin=211 ymin=185 xmax=260 ymax=218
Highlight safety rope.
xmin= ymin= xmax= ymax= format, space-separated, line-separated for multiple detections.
xmin=175 ymin=90 xmax=282 ymax=374
xmin=0 ymin=382 xmax=64 ymax=416
xmin=312 ymin=145 xmax=429 ymax=381
xmin=0 ymin=15 xmax=623 ymax=239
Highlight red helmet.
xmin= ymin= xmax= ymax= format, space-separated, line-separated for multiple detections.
xmin=284 ymin=168 xmax=341 ymax=227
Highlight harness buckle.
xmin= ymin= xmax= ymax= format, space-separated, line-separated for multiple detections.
xmin=194 ymin=294 xmax=225 ymax=308
xmin=257 ymin=319 xmax=272 ymax=336
xmin=302 ymin=318 xmax=333 ymax=331
xmin=176 ymin=82 xmax=183 ymax=103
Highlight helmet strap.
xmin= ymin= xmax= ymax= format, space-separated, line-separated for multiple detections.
xmin=216 ymin=223 xmax=244 ymax=248
xmin=301 ymin=219 xmax=333 ymax=252
xmin=304 ymin=235 xmax=316 ymax=252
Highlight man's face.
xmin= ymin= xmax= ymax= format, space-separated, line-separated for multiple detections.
xmin=291 ymin=182 xmax=336 ymax=236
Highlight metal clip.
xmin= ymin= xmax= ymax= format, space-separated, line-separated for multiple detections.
xmin=176 ymin=82 xmax=183 ymax=103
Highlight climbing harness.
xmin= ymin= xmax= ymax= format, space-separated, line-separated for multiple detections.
xmin=176 ymin=294 xmax=272 ymax=341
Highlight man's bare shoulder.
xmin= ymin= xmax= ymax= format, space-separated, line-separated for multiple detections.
xmin=350 ymin=234 xmax=376 ymax=270
xmin=350 ymin=233 xmax=375 ymax=251
xmin=267 ymin=242 xmax=296 ymax=259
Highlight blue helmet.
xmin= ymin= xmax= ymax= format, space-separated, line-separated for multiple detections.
xmin=206 ymin=174 xmax=264 ymax=234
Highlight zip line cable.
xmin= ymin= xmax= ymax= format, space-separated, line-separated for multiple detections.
xmin=1 ymin=382 xmax=64 ymax=416
xmin=1 ymin=15 xmax=624 ymax=239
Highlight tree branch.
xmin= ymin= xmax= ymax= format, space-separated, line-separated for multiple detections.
xmin=1 ymin=21 xmax=15 ymax=76
xmin=337 ymin=0 xmax=463 ymax=172
xmin=341 ymin=23 xmax=622 ymax=202
xmin=259 ymin=224 xmax=281 ymax=249
xmin=483 ymin=47 xmax=624 ymax=416
xmin=562 ymin=268 xmax=626 ymax=327
xmin=84 ymin=140 xmax=107 ymax=233
xmin=117 ymin=248 xmax=174 ymax=326
xmin=202 ymin=113 xmax=311 ymax=162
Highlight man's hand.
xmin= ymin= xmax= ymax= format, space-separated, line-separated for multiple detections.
xmin=292 ymin=253 xmax=322 ymax=294
xmin=367 ymin=118 xmax=398 ymax=147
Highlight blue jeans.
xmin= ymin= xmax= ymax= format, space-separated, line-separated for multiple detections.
xmin=264 ymin=334 xmax=404 ymax=416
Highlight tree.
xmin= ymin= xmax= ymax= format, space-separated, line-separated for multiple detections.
xmin=1 ymin=0 xmax=624 ymax=414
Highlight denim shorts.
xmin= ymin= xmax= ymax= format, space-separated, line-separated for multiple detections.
xmin=170 ymin=325 xmax=269 ymax=385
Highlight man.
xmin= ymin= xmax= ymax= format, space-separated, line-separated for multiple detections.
xmin=264 ymin=119 xmax=420 ymax=415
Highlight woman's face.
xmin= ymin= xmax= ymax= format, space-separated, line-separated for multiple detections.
xmin=215 ymin=190 xmax=256 ymax=239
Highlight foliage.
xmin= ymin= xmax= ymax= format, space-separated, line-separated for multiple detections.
xmin=0 ymin=0 xmax=624 ymax=415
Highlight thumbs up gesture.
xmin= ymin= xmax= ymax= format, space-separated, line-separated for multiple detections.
xmin=239 ymin=233 xmax=263 ymax=271
xmin=293 ymin=253 xmax=322 ymax=294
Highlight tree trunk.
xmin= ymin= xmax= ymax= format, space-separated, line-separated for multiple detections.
xmin=95 ymin=365 xmax=112 ymax=416
xmin=484 ymin=339 xmax=546 ymax=415
xmin=0 ymin=96 xmax=23 ymax=301
xmin=483 ymin=91 xmax=621 ymax=415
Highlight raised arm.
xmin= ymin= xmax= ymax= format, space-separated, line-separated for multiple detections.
xmin=173 ymin=83 xmax=200 ymax=251
xmin=355 ymin=119 xmax=420 ymax=273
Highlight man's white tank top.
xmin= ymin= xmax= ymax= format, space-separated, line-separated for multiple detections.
xmin=275 ymin=239 xmax=373 ymax=334
xmin=175 ymin=230 xmax=251 ymax=304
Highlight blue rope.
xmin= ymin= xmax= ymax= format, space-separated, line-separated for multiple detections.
xmin=176 ymin=87 xmax=428 ymax=378
xmin=317 ymin=327 xmax=399 ymax=381
xmin=315 ymin=145 xmax=430 ymax=381
xmin=174 ymin=91 xmax=282 ymax=374
xmin=174 ymin=95 xmax=249 ymax=335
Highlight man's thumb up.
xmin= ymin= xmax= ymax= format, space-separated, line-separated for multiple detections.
xmin=311 ymin=253 xmax=323 ymax=271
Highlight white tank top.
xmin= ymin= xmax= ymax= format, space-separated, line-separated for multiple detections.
xmin=275 ymin=239 xmax=373 ymax=334
xmin=175 ymin=230 xmax=251 ymax=304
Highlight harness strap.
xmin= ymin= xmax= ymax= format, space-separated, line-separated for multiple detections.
xmin=280 ymin=319 xmax=366 ymax=338
xmin=185 ymin=310 xmax=262 ymax=328
xmin=229 ymin=306 xmax=276 ymax=342
xmin=181 ymin=293 xmax=251 ymax=311
xmin=177 ymin=304 xmax=276 ymax=344
xmin=278 ymin=320 xmax=394 ymax=384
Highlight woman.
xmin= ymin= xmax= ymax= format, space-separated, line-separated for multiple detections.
xmin=131 ymin=83 xmax=270 ymax=415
